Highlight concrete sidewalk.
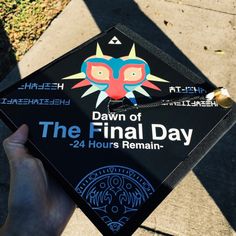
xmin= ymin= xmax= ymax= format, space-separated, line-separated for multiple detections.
xmin=0 ymin=0 xmax=236 ymax=235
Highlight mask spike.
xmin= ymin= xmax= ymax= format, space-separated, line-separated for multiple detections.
xmin=126 ymin=92 xmax=137 ymax=106
xmin=134 ymin=86 xmax=151 ymax=98
xmin=128 ymin=44 xmax=136 ymax=59
xmin=81 ymin=86 xmax=100 ymax=98
xmin=96 ymin=43 xmax=104 ymax=57
xmin=62 ymin=72 xmax=86 ymax=80
xmin=96 ymin=91 xmax=108 ymax=108
xmin=147 ymin=74 xmax=169 ymax=83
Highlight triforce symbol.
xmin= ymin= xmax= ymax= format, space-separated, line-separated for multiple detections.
xmin=108 ymin=36 xmax=122 ymax=45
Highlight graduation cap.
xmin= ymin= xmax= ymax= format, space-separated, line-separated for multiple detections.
xmin=0 ymin=24 xmax=235 ymax=236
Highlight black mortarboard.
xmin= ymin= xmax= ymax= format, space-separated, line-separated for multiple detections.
xmin=0 ymin=24 xmax=235 ymax=235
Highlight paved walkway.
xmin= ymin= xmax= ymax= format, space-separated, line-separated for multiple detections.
xmin=1 ymin=0 xmax=236 ymax=235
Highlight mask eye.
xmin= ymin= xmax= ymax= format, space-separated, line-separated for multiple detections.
xmin=91 ymin=65 xmax=110 ymax=80
xmin=123 ymin=66 xmax=144 ymax=81
xmin=86 ymin=62 xmax=111 ymax=83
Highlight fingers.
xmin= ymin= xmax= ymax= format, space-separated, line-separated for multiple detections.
xmin=3 ymin=124 xmax=29 ymax=162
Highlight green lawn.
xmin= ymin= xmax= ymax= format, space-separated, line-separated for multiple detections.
xmin=0 ymin=0 xmax=70 ymax=79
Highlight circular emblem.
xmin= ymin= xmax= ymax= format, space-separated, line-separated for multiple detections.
xmin=75 ymin=165 xmax=155 ymax=232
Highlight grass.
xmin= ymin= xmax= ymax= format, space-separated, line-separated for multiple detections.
xmin=0 ymin=0 xmax=70 ymax=79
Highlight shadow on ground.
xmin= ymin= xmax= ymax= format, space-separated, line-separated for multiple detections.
xmin=83 ymin=0 xmax=236 ymax=231
xmin=0 ymin=20 xmax=20 ymax=226
xmin=194 ymin=125 xmax=236 ymax=230
xmin=0 ymin=21 xmax=17 ymax=81
xmin=84 ymin=0 xmax=208 ymax=80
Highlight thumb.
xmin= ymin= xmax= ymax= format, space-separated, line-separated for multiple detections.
xmin=3 ymin=124 xmax=29 ymax=162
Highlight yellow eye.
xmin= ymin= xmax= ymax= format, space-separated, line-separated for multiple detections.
xmin=91 ymin=66 xmax=109 ymax=80
xmin=124 ymin=67 xmax=143 ymax=81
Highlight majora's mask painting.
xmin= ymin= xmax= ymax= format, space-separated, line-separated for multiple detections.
xmin=62 ymin=43 xmax=169 ymax=108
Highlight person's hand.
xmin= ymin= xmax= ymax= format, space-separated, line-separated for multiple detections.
xmin=0 ymin=124 xmax=76 ymax=236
